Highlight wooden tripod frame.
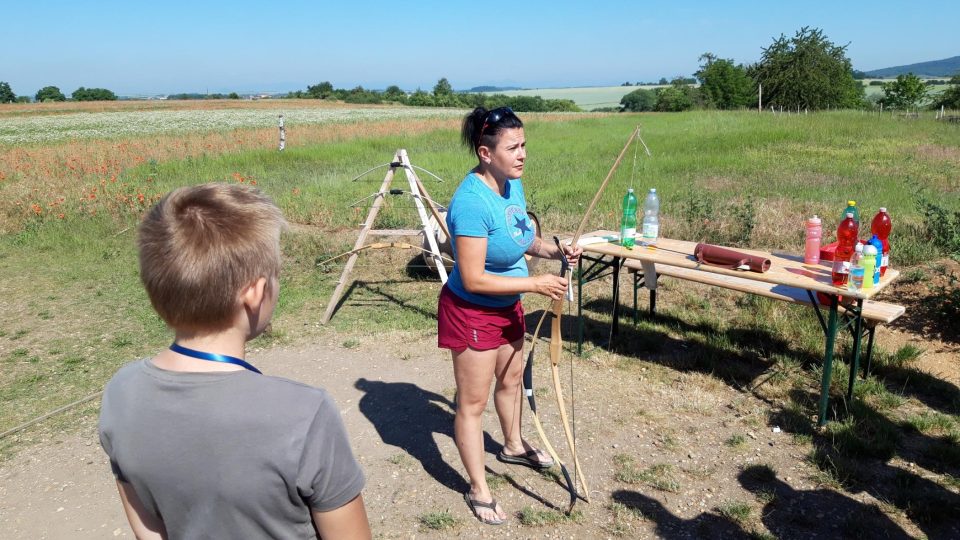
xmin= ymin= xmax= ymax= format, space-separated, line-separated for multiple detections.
xmin=320 ymin=149 xmax=450 ymax=324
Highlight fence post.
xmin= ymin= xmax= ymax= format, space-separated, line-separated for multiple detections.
xmin=278 ymin=114 xmax=286 ymax=151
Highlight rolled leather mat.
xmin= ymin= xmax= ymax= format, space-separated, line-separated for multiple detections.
xmin=694 ymin=243 xmax=771 ymax=273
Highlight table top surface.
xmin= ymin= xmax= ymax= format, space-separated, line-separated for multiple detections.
xmin=571 ymin=230 xmax=899 ymax=300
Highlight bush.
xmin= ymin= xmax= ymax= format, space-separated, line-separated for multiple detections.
xmin=916 ymin=193 xmax=960 ymax=257
xmin=407 ymin=89 xmax=435 ymax=107
xmin=465 ymin=93 xmax=580 ymax=113
xmin=677 ymin=192 xmax=757 ymax=246
xmin=35 ymin=85 xmax=66 ymax=102
xmin=0 ymin=81 xmax=14 ymax=103
xmin=72 ymin=87 xmax=118 ymax=101
xmin=342 ymin=86 xmax=381 ymax=104
xmin=930 ymin=74 xmax=960 ymax=110
xmin=655 ymin=84 xmax=697 ymax=112
xmin=621 ymin=88 xmax=657 ymax=112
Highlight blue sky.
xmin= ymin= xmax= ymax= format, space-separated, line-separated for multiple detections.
xmin=5 ymin=1 xmax=958 ymax=96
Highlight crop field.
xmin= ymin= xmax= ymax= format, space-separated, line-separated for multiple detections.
xmin=0 ymin=104 xmax=464 ymax=145
xmin=861 ymin=80 xmax=950 ymax=100
xmin=2 ymin=100 xmax=960 ymax=536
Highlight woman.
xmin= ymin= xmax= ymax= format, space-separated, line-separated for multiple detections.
xmin=437 ymin=107 xmax=582 ymax=525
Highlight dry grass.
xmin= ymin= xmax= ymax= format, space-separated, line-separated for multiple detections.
xmin=913 ymin=143 xmax=960 ymax=164
xmin=0 ymin=117 xmax=459 ymax=233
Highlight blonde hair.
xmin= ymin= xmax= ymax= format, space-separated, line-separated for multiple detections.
xmin=138 ymin=183 xmax=287 ymax=332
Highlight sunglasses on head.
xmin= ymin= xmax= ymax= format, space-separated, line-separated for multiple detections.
xmin=477 ymin=106 xmax=515 ymax=145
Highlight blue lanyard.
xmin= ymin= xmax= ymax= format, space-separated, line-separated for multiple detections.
xmin=169 ymin=342 xmax=262 ymax=374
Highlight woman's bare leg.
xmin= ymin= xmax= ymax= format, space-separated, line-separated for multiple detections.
xmin=493 ymin=339 xmax=552 ymax=464
xmin=452 ymin=347 xmax=506 ymax=522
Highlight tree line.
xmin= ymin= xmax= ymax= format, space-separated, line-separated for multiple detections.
xmin=619 ymin=26 xmax=960 ymax=113
xmin=284 ymin=77 xmax=581 ymax=112
xmin=0 ymin=77 xmax=580 ymax=113
xmin=0 ymin=83 xmax=118 ymax=103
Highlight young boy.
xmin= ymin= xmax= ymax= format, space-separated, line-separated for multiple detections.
xmin=99 ymin=183 xmax=370 ymax=539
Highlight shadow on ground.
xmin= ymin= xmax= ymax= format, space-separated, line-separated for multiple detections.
xmin=354 ymin=377 xmax=500 ymax=495
xmin=611 ymin=489 xmax=746 ymax=539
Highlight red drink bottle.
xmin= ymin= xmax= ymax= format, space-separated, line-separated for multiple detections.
xmin=832 ymin=213 xmax=858 ymax=286
xmin=870 ymin=207 xmax=892 ymax=276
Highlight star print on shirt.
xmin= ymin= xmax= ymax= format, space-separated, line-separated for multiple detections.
xmin=514 ymin=215 xmax=531 ymax=235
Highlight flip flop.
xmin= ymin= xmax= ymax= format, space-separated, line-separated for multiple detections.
xmin=464 ymin=493 xmax=505 ymax=525
xmin=496 ymin=449 xmax=555 ymax=470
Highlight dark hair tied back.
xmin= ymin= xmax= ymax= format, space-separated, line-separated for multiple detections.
xmin=461 ymin=106 xmax=523 ymax=156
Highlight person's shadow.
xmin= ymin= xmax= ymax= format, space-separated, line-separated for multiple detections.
xmin=738 ymin=464 xmax=913 ymax=539
xmin=354 ymin=377 xmax=500 ymax=494
xmin=610 ymin=489 xmax=747 ymax=539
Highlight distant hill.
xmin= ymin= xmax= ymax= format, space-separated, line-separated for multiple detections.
xmin=864 ymin=56 xmax=960 ymax=78
xmin=468 ymin=86 xmax=521 ymax=92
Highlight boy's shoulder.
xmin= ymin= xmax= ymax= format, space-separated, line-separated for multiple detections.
xmin=103 ymin=358 xmax=334 ymax=413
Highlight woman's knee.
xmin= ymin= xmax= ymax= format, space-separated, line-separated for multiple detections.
xmin=495 ymin=367 xmax=522 ymax=390
xmin=456 ymin=390 xmax=489 ymax=416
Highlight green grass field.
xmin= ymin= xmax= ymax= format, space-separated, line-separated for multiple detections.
xmin=2 ymin=107 xmax=960 ymax=535
xmin=3 ymin=109 xmax=957 ymax=435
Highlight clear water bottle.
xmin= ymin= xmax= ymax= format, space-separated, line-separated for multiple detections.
xmin=641 ymin=188 xmax=660 ymax=246
xmin=620 ymin=189 xmax=638 ymax=249
xmin=848 ymin=243 xmax=865 ymax=291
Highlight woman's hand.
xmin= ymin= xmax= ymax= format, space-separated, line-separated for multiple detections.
xmin=534 ymin=274 xmax=569 ymax=300
xmin=561 ymin=243 xmax=583 ymax=268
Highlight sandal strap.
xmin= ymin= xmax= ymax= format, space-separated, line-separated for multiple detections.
xmin=502 ymin=449 xmax=541 ymax=459
xmin=468 ymin=496 xmax=499 ymax=511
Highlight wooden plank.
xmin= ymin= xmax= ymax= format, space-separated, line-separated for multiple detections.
xmin=369 ymin=229 xmax=423 ymax=236
xmin=577 ymin=230 xmax=899 ymax=301
xmin=622 ymin=258 xmax=905 ymax=324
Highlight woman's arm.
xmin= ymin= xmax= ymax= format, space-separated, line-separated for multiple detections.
xmin=525 ymin=237 xmax=583 ymax=267
xmin=457 ymin=236 xmax=568 ymax=299
xmin=311 ymin=494 xmax=371 ymax=540
xmin=116 ymin=480 xmax=167 ymax=539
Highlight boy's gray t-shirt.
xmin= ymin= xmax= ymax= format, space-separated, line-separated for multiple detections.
xmin=99 ymin=358 xmax=365 ymax=539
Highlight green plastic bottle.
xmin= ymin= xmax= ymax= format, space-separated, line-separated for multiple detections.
xmin=841 ymin=200 xmax=860 ymax=230
xmin=620 ymin=189 xmax=638 ymax=249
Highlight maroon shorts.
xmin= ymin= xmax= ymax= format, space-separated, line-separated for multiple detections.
xmin=437 ymin=285 xmax=525 ymax=351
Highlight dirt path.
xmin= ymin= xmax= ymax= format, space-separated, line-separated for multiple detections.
xmin=2 ymin=328 xmax=955 ymax=538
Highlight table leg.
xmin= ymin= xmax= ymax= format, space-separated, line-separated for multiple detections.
xmin=611 ymin=257 xmax=622 ymax=339
xmin=864 ymin=326 xmax=877 ymax=377
xmin=845 ymin=299 xmax=865 ymax=401
xmin=818 ymin=295 xmax=840 ymax=427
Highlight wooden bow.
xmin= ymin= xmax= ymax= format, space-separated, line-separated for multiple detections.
xmin=315 ymin=242 xmax=454 ymax=268
xmin=525 ymin=126 xmax=640 ymax=513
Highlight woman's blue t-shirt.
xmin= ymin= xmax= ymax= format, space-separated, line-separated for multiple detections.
xmin=446 ymin=173 xmax=535 ymax=307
